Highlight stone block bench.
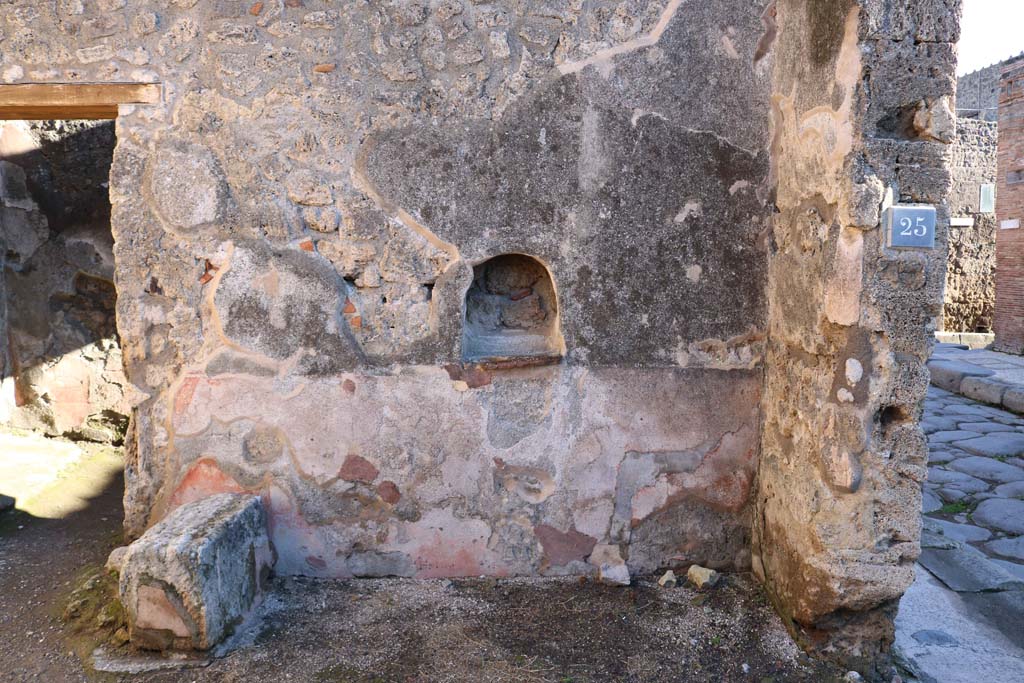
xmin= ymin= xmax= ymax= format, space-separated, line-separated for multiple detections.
xmin=118 ymin=493 xmax=273 ymax=651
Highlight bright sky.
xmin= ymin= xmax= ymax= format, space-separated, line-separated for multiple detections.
xmin=958 ymin=0 xmax=1024 ymax=75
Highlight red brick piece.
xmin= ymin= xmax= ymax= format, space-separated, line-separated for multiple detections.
xmin=339 ymin=454 xmax=378 ymax=483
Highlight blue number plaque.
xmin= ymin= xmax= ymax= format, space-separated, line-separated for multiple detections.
xmin=885 ymin=205 xmax=936 ymax=249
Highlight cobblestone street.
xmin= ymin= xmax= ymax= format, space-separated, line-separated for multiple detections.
xmin=896 ymin=375 xmax=1024 ymax=681
xmin=922 ymin=387 xmax=1024 ymax=574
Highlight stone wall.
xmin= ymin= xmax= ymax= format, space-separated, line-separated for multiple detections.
xmin=0 ymin=119 xmax=129 ymax=442
xmin=754 ymin=0 xmax=954 ymax=674
xmin=994 ymin=60 xmax=1024 ymax=354
xmin=0 ymin=1 xmax=777 ymax=581
xmin=943 ymin=116 xmax=996 ymax=332
xmin=956 ymin=55 xmax=1023 ymax=122
xmin=0 ymin=1 xmax=962 ymax=670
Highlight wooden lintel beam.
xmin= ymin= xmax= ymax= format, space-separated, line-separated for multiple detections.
xmin=0 ymin=83 xmax=162 ymax=120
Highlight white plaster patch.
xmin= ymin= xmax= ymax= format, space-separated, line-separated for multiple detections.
xmin=720 ymin=34 xmax=740 ymax=59
xmin=2 ymin=65 xmax=24 ymax=83
xmin=686 ymin=264 xmax=702 ymax=282
xmin=630 ymin=108 xmax=667 ymax=128
xmin=674 ymin=201 xmax=703 ymax=222
xmin=837 ymin=388 xmax=854 ymax=403
xmin=729 ymin=180 xmax=750 ymax=195
xmin=845 ymin=358 xmax=863 ymax=386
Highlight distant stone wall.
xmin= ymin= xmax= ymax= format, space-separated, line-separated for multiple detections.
xmin=0 ymin=120 xmax=129 ymax=442
xmin=943 ymin=116 xmax=997 ymax=332
xmin=958 ymin=60 xmax=1006 ymax=122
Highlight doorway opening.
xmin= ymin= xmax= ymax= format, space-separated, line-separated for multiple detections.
xmin=0 ymin=118 xmax=126 ymax=520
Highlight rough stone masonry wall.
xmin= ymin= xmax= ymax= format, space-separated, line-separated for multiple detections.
xmin=994 ymin=61 xmax=1024 ymax=354
xmin=0 ymin=119 xmax=129 ymax=441
xmin=943 ymin=116 xmax=996 ymax=332
xmin=754 ymin=0 xmax=954 ymax=673
xmin=0 ymin=1 xmax=776 ymax=580
xmin=956 ymin=55 xmax=1024 ymax=122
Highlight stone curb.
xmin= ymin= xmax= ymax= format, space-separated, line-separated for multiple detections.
xmin=928 ymin=359 xmax=1024 ymax=415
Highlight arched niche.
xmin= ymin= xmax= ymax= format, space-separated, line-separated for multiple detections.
xmin=461 ymin=254 xmax=564 ymax=363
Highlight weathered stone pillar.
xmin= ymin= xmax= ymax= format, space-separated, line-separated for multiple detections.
xmin=754 ymin=0 xmax=957 ymax=675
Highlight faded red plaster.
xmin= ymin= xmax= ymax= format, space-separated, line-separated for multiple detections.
xmin=534 ymin=524 xmax=597 ymax=568
xmin=173 ymin=376 xmax=201 ymax=421
xmin=169 ymin=458 xmax=246 ymax=510
xmin=415 ymin=547 xmax=484 ymax=579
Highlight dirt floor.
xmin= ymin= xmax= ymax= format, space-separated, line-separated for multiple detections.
xmin=0 ymin=431 xmax=850 ymax=683
xmin=0 ymin=433 xmax=126 ymax=682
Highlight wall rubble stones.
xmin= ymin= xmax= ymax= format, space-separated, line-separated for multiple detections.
xmin=0 ymin=120 xmax=129 ymax=441
xmin=754 ymin=0 xmax=955 ymax=675
xmin=943 ymin=116 xmax=996 ymax=333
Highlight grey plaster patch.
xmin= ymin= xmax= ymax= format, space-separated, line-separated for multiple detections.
xmin=214 ymin=241 xmax=362 ymax=374
xmin=149 ymin=140 xmax=231 ymax=231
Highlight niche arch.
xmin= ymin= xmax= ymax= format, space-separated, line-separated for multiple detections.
xmin=461 ymin=254 xmax=564 ymax=363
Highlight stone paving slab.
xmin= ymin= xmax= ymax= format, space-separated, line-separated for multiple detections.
xmin=921 ymin=378 xmax=1024 ymax=657
xmin=918 ymin=545 xmax=1024 ymax=593
xmin=923 ymin=517 xmax=992 ymax=543
xmin=950 ymin=435 xmax=1024 ymax=461
xmin=987 ymin=537 xmax=1024 ymax=561
xmin=895 ymin=567 xmax=1024 ymax=683
xmin=932 ymin=430 xmax=985 ymax=443
xmin=957 ymin=421 xmax=1017 ymax=433
xmin=960 ymin=590 xmax=1024 ymax=650
xmin=927 ymin=467 xmax=989 ymax=493
xmin=973 ymin=499 xmax=1024 ymax=535
xmin=929 ymin=347 xmax=1024 ymax=415
xmin=994 ymin=481 xmax=1024 ymax=498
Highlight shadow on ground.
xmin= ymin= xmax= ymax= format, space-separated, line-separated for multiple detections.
xmin=0 ymin=436 xmax=125 ymax=683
